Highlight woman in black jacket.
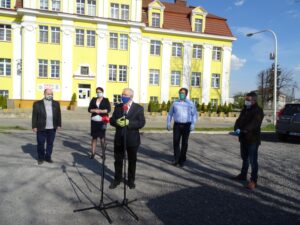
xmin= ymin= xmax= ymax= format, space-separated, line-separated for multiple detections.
xmin=88 ymin=87 xmax=111 ymax=159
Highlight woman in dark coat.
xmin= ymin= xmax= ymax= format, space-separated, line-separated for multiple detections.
xmin=88 ymin=87 xmax=111 ymax=159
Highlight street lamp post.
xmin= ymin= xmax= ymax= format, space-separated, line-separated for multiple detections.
xmin=246 ymin=29 xmax=278 ymax=126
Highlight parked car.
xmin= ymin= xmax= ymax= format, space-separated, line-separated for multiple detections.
xmin=276 ymin=103 xmax=300 ymax=140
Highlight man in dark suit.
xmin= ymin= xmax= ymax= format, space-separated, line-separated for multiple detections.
xmin=32 ymin=88 xmax=61 ymax=165
xmin=109 ymin=88 xmax=145 ymax=189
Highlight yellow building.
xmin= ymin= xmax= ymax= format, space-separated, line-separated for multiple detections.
xmin=0 ymin=0 xmax=236 ymax=108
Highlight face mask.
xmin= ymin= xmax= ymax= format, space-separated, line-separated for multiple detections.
xmin=97 ymin=92 xmax=103 ymax=98
xmin=245 ymin=100 xmax=252 ymax=108
xmin=45 ymin=95 xmax=53 ymax=101
xmin=179 ymin=93 xmax=186 ymax=100
xmin=122 ymin=96 xmax=131 ymax=104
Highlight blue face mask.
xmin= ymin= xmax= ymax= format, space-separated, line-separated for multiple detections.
xmin=179 ymin=93 xmax=186 ymax=100
xmin=122 ymin=96 xmax=131 ymax=104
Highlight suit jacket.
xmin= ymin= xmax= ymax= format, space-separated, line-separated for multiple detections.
xmin=110 ymin=102 xmax=146 ymax=147
xmin=32 ymin=100 xmax=62 ymax=131
xmin=88 ymin=97 xmax=111 ymax=117
xmin=234 ymin=103 xmax=264 ymax=144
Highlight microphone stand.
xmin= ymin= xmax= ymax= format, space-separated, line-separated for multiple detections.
xmin=73 ymin=138 xmax=117 ymax=224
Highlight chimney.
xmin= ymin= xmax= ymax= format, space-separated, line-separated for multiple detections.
xmin=175 ymin=0 xmax=187 ymax=6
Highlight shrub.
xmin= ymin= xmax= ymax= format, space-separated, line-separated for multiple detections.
xmin=161 ymin=101 xmax=167 ymax=111
xmin=166 ymin=100 xmax=171 ymax=112
xmin=207 ymin=102 xmax=212 ymax=112
xmin=0 ymin=96 xmax=7 ymax=109
xmin=212 ymin=104 xmax=217 ymax=112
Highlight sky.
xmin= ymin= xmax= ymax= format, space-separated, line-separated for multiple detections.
xmin=164 ymin=0 xmax=300 ymax=98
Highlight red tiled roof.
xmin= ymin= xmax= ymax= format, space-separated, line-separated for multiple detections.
xmin=142 ymin=0 xmax=234 ymax=37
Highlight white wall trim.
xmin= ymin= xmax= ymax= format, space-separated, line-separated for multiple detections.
xmin=183 ymin=42 xmax=192 ymax=90
xmin=12 ymin=23 xmax=22 ymax=99
xmin=161 ymin=39 xmax=172 ymax=103
xmin=221 ymin=46 xmax=232 ymax=104
xmin=139 ymin=37 xmax=150 ymax=103
xmin=202 ymin=44 xmax=213 ymax=104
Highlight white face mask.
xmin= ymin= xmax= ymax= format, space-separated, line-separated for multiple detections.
xmin=245 ymin=100 xmax=252 ymax=107
xmin=97 ymin=93 xmax=103 ymax=98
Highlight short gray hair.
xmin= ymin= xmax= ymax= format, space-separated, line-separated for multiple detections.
xmin=123 ymin=88 xmax=134 ymax=97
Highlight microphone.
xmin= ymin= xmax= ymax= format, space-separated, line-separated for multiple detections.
xmin=122 ymin=104 xmax=128 ymax=116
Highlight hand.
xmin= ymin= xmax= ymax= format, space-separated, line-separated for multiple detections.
xmin=234 ymin=129 xmax=241 ymax=136
xmin=32 ymin=128 xmax=37 ymax=133
xmin=190 ymin=125 xmax=195 ymax=131
xmin=116 ymin=117 xmax=129 ymax=127
xmin=167 ymin=124 xmax=171 ymax=131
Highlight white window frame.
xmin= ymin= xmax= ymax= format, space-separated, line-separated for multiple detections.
xmin=113 ymin=94 xmax=122 ymax=104
xmin=195 ymin=19 xmax=203 ymax=33
xmin=211 ymin=73 xmax=220 ymax=88
xmin=50 ymin=60 xmax=60 ymax=78
xmin=0 ymin=24 xmax=11 ymax=41
xmin=152 ymin=13 xmax=160 ymax=28
xmin=111 ymin=3 xmax=119 ymax=19
xmin=191 ymin=72 xmax=201 ymax=87
xmin=121 ymin=4 xmax=129 ymax=20
xmin=80 ymin=66 xmax=89 ymax=75
xmin=0 ymin=90 xmax=9 ymax=97
xmin=109 ymin=64 xmax=117 ymax=81
xmin=191 ymin=98 xmax=199 ymax=105
xmin=212 ymin=47 xmax=222 ymax=61
xmin=38 ymin=59 xmax=48 ymax=78
xmin=51 ymin=27 xmax=60 ymax=44
xmin=211 ymin=99 xmax=218 ymax=107
xmin=110 ymin=33 xmax=118 ymax=49
xmin=0 ymin=58 xmax=11 ymax=76
xmin=87 ymin=30 xmax=95 ymax=47
xmin=120 ymin=34 xmax=128 ymax=50
xmin=172 ymin=43 xmax=182 ymax=57
xmin=171 ymin=71 xmax=181 ymax=86
xmin=149 ymin=69 xmax=159 ymax=85
xmin=150 ymin=96 xmax=158 ymax=102
xmin=87 ymin=0 xmax=96 ymax=16
xmin=193 ymin=44 xmax=202 ymax=59
xmin=52 ymin=0 xmax=60 ymax=11
xmin=150 ymin=40 xmax=161 ymax=56
xmin=119 ymin=65 xmax=127 ymax=82
xmin=40 ymin=0 xmax=48 ymax=10
xmin=76 ymin=29 xmax=84 ymax=46
xmin=39 ymin=26 xmax=48 ymax=43
xmin=0 ymin=0 xmax=10 ymax=8
xmin=76 ymin=0 xmax=85 ymax=15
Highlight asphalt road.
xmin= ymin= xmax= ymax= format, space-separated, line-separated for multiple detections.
xmin=0 ymin=131 xmax=299 ymax=225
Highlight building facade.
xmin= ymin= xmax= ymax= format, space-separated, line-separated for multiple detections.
xmin=0 ymin=0 xmax=235 ymax=107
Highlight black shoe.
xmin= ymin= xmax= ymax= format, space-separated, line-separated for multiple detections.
xmin=171 ymin=160 xmax=179 ymax=166
xmin=128 ymin=182 xmax=136 ymax=189
xmin=231 ymin=174 xmax=247 ymax=181
xmin=109 ymin=180 xmax=121 ymax=189
xmin=45 ymin=159 xmax=53 ymax=163
xmin=179 ymin=162 xmax=184 ymax=167
xmin=37 ymin=160 xmax=43 ymax=165
xmin=90 ymin=153 xmax=95 ymax=159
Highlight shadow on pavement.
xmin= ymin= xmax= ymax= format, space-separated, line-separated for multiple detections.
xmin=147 ymin=186 xmax=300 ymax=225
xmin=21 ymin=143 xmax=37 ymax=160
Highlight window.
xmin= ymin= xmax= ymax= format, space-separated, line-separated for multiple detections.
xmin=191 ymin=98 xmax=199 ymax=105
xmin=87 ymin=0 xmax=96 ymax=16
xmin=113 ymin=94 xmax=122 ymax=104
xmin=152 ymin=13 xmax=160 ymax=28
xmin=51 ymin=27 xmax=60 ymax=44
xmin=40 ymin=0 xmax=48 ymax=10
xmin=171 ymin=71 xmax=181 ymax=86
xmin=172 ymin=43 xmax=182 ymax=57
xmin=87 ymin=30 xmax=95 ymax=47
xmin=0 ymin=0 xmax=10 ymax=8
xmin=211 ymin=74 xmax=220 ymax=88
xmin=120 ymin=34 xmax=128 ymax=50
xmin=149 ymin=69 xmax=159 ymax=85
xmin=211 ymin=99 xmax=218 ymax=107
xmin=39 ymin=26 xmax=48 ymax=43
xmin=150 ymin=40 xmax=161 ymax=55
xmin=52 ymin=0 xmax=60 ymax=11
xmin=76 ymin=29 xmax=84 ymax=46
xmin=191 ymin=72 xmax=201 ymax=87
xmin=109 ymin=33 xmax=118 ymax=49
xmin=150 ymin=96 xmax=158 ymax=102
xmin=0 ymin=25 xmax=11 ymax=41
xmin=0 ymin=90 xmax=8 ymax=97
xmin=121 ymin=4 xmax=129 ymax=20
xmin=193 ymin=45 xmax=202 ymax=59
xmin=50 ymin=60 xmax=60 ymax=78
xmin=195 ymin=19 xmax=203 ymax=33
xmin=76 ymin=0 xmax=85 ymax=14
xmin=212 ymin=47 xmax=222 ymax=61
xmin=109 ymin=65 xmax=117 ymax=81
xmin=80 ymin=66 xmax=89 ymax=75
xmin=38 ymin=59 xmax=48 ymax=77
xmin=0 ymin=58 xmax=11 ymax=76
xmin=111 ymin=3 xmax=119 ymax=19
xmin=119 ymin=65 xmax=127 ymax=82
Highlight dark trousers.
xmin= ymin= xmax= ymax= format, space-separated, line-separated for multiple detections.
xmin=37 ymin=129 xmax=56 ymax=160
xmin=240 ymin=142 xmax=259 ymax=182
xmin=114 ymin=143 xmax=138 ymax=183
xmin=173 ymin=122 xmax=191 ymax=164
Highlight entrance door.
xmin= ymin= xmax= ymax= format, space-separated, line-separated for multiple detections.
xmin=77 ymin=84 xmax=91 ymax=107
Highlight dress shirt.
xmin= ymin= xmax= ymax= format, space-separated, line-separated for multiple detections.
xmin=167 ymin=99 xmax=197 ymax=126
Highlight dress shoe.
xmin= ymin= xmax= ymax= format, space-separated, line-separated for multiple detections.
xmin=171 ymin=160 xmax=179 ymax=166
xmin=231 ymin=174 xmax=247 ymax=181
xmin=109 ymin=180 xmax=121 ymax=189
xmin=247 ymin=181 xmax=257 ymax=190
xmin=37 ymin=160 xmax=43 ymax=165
xmin=45 ymin=159 xmax=53 ymax=163
xmin=90 ymin=153 xmax=95 ymax=159
xmin=178 ymin=162 xmax=184 ymax=167
xmin=128 ymin=181 xmax=136 ymax=189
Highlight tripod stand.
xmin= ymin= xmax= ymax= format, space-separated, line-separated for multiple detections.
xmin=73 ymin=140 xmax=117 ymax=224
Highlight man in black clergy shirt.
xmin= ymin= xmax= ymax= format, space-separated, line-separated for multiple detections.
xmin=109 ymin=88 xmax=145 ymax=189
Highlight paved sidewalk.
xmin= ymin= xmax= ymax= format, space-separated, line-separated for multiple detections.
xmin=0 ymin=131 xmax=299 ymax=225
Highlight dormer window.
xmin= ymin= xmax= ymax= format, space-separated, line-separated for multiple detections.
xmin=40 ymin=0 xmax=48 ymax=10
xmin=0 ymin=0 xmax=10 ymax=8
xmin=152 ymin=13 xmax=161 ymax=28
xmin=195 ymin=19 xmax=203 ymax=33
xmin=191 ymin=7 xmax=207 ymax=33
